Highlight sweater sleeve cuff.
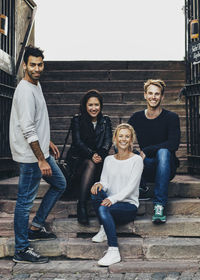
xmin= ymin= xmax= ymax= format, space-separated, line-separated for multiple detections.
xmin=88 ymin=150 xmax=95 ymax=159
xmin=27 ymin=135 xmax=39 ymax=144
xmin=107 ymin=196 xmax=116 ymax=205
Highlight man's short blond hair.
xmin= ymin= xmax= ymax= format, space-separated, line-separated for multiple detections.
xmin=144 ymin=79 xmax=166 ymax=95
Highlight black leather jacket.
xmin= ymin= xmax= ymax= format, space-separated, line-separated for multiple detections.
xmin=67 ymin=114 xmax=112 ymax=161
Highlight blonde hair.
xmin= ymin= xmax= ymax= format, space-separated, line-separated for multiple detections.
xmin=144 ymin=79 xmax=166 ymax=95
xmin=113 ymin=123 xmax=136 ymax=151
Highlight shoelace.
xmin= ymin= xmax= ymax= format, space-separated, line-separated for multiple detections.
xmin=155 ymin=205 xmax=163 ymax=216
xmin=26 ymin=247 xmax=40 ymax=258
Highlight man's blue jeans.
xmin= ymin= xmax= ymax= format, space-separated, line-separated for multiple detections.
xmin=142 ymin=149 xmax=176 ymax=207
xmin=14 ymin=155 xmax=66 ymax=252
xmin=91 ymin=189 xmax=137 ymax=247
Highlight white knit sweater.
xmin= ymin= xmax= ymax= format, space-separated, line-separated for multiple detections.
xmin=99 ymin=154 xmax=144 ymax=207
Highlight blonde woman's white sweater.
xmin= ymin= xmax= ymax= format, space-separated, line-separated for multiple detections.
xmin=99 ymin=154 xmax=143 ymax=207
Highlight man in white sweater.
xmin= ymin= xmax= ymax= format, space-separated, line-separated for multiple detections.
xmin=9 ymin=45 xmax=66 ymax=264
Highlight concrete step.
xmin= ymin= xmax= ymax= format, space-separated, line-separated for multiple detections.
xmin=0 ymin=175 xmax=199 ymax=200
xmin=42 ymin=69 xmax=185 ymax=81
xmin=2 ymin=235 xmax=200 ymax=262
xmin=41 ymin=80 xmax=185 ymax=93
xmin=44 ymin=60 xmax=185 ymax=71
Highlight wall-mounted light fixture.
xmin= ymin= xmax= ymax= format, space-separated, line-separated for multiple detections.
xmin=0 ymin=14 xmax=8 ymax=36
xmin=190 ymin=19 xmax=199 ymax=39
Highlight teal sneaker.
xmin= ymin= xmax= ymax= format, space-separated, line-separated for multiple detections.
xmin=152 ymin=204 xmax=166 ymax=224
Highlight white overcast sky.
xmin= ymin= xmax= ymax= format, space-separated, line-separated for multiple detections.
xmin=33 ymin=0 xmax=185 ymax=60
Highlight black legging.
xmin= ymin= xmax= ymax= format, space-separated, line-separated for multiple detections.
xmin=76 ymin=159 xmax=102 ymax=202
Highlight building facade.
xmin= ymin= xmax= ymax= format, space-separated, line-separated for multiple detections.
xmin=184 ymin=0 xmax=200 ymax=174
xmin=0 ymin=0 xmax=36 ymax=177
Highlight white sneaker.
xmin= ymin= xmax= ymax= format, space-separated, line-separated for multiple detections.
xmin=98 ymin=247 xmax=121 ymax=266
xmin=92 ymin=225 xmax=107 ymax=243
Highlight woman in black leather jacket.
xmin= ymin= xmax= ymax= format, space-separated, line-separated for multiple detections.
xmin=66 ymin=89 xmax=112 ymax=225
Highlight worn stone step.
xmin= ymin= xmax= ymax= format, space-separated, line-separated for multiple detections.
xmin=0 ymin=211 xmax=60 ymax=237
xmin=12 ymin=260 xmax=108 ymax=275
xmin=2 ymin=198 xmax=200 ymax=238
xmin=0 ymin=177 xmax=48 ymax=199
xmin=177 ymin=158 xmax=188 ymax=173
xmin=51 ymin=215 xmax=200 ymax=238
xmin=7 ymin=259 xmax=199 ymax=275
xmin=2 ymin=236 xmax=200 ymax=261
xmin=0 ymin=199 xmax=69 ymax=216
xmin=0 ymin=237 xmax=142 ymax=259
xmin=10 ymin=260 xmax=200 ymax=276
xmin=0 ymin=215 xmax=14 ymax=236
xmin=0 ymin=175 xmax=199 ymax=200
xmin=1 ymin=197 xmax=200 ymax=218
xmin=49 ymin=115 xmax=187 ymax=130
xmin=1 ymin=198 xmax=200 ymax=238
xmin=139 ymin=174 xmax=200 ymax=199
xmin=50 ymin=127 xmax=187 ymax=145
xmin=41 ymin=80 xmax=184 ymax=93
xmin=44 ymin=92 xmax=185 ymax=105
xmin=45 ymin=88 xmax=183 ymax=97
xmin=57 ymin=144 xmax=187 ymax=161
xmin=46 ymin=103 xmax=186 ymax=118
xmin=59 ymin=237 xmax=200 ymax=261
xmin=109 ymin=260 xmax=199 ymax=274
xmin=123 ymin=92 xmax=185 ymax=104
xmin=42 ymin=69 xmax=185 ymax=81
xmin=44 ymin=61 xmax=185 ymax=71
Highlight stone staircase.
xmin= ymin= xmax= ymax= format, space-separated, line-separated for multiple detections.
xmin=42 ymin=60 xmax=187 ymax=173
xmin=1 ymin=61 xmax=200 ymax=273
xmin=1 ymin=175 xmax=200 ymax=273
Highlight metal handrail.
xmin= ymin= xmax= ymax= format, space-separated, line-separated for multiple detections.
xmin=0 ymin=82 xmax=15 ymax=90
xmin=24 ymin=0 xmax=37 ymax=9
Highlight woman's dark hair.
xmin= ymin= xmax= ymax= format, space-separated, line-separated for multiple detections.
xmin=80 ymin=89 xmax=103 ymax=119
xmin=23 ymin=45 xmax=44 ymax=65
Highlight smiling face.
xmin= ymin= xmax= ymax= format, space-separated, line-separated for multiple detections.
xmin=115 ymin=128 xmax=133 ymax=151
xmin=144 ymin=84 xmax=164 ymax=109
xmin=86 ymin=97 xmax=101 ymax=121
xmin=23 ymin=55 xmax=44 ymax=85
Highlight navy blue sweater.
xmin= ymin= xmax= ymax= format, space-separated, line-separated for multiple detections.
xmin=128 ymin=109 xmax=180 ymax=158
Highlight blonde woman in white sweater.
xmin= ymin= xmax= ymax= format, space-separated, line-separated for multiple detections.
xmin=91 ymin=123 xmax=143 ymax=266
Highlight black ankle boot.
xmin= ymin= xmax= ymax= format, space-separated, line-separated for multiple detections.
xmin=77 ymin=201 xmax=89 ymax=225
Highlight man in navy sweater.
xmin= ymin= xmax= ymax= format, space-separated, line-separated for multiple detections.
xmin=128 ymin=79 xmax=180 ymax=223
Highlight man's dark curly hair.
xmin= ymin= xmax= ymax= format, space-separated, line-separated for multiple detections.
xmin=23 ymin=45 xmax=44 ymax=65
